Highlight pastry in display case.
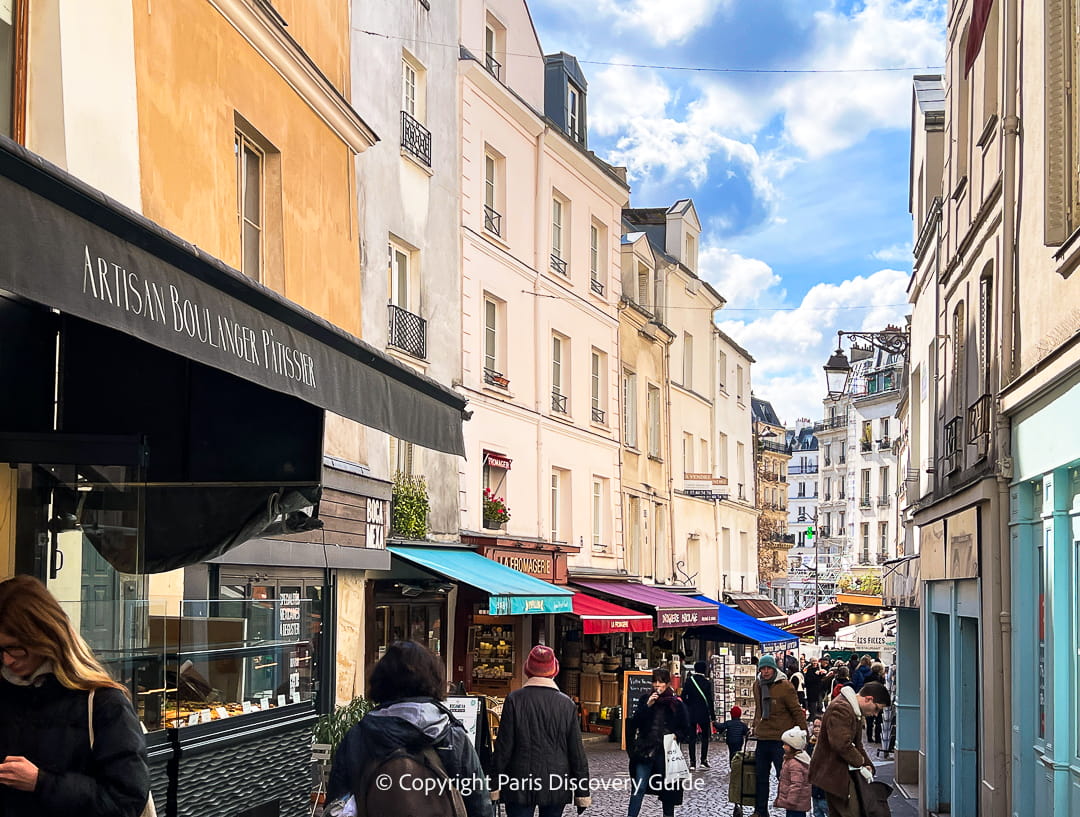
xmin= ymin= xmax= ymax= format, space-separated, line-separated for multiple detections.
xmin=469 ymin=617 xmax=516 ymax=693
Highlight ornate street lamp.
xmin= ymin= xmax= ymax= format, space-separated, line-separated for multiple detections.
xmin=823 ymin=347 xmax=852 ymax=399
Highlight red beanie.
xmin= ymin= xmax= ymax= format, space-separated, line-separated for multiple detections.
xmin=524 ymin=645 xmax=560 ymax=678
xmin=731 ymin=705 xmax=742 ymax=719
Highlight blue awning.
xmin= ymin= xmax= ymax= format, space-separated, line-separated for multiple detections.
xmin=388 ymin=546 xmax=573 ymax=615
xmin=687 ymin=595 xmax=800 ymax=650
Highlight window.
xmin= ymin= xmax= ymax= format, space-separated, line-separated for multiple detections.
xmin=953 ymin=301 xmax=966 ymax=413
xmin=550 ymin=469 xmax=568 ymax=543
xmin=389 ymin=437 xmax=415 ymax=477
xmin=684 ymin=233 xmax=697 ymax=271
xmin=647 ymin=385 xmax=661 ymax=457
xmin=700 ymin=439 xmax=709 ymax=473
xmin=387 ymin=241 xmax=414 ymax=310
xmin=401 ymin=54 xmax=430 ymax=165
xmin=880 ymin=417 xmax=891 ymax=442
xmin=235 ymin=131 xmax=264 ymax=281
xmin=387 ymin=240 xmax=426 ymax=358
xmin=824 ymin=443 xmax=831 ymax=465
xmin=591 ymin=478 xmax=605 ymax=549
xmin=653 ymin=502 xmax=668 ymax=581
xmin=683 ymin=432 xmax=694 ymax=474
xmin=717 ymin=433 xmax=728 ymax=477
xmin=861 ymin=523 xmax=870 ymax=562
xmin=824 ymin=476 xmax=831 ymax=500
xmin=1046 ymin=2 xmax=1080 ymax=241
xmin=551 ymin=196 xmax=568 ymax=274
xmin=861 ymin=469 xmax=871 ymax=505
xmin=718 ymin=350 xmax=727 ymax=389
xmin=979 ymin=272 xmax=993 ymax=393
xmin=483 ymin=149 xmax=505 ymax=236
xmin=567 ymin=83 xmax=584 ymax=143
xmin=623 ymin=371 xmax=638 ymax=448
xmin=955 ymin=26 xmax=970 ymax=180
xmin=736 ymin=365 xmax=744 ymax=401
xmin=627 ymin=496 xmax=642 ymax=575
xmin=879 ymin=521 xmax=889 ymax=560
xmin=402 ymin=58 xmax=417 ymax=118
xmin=551 ymin=334 xmax=568 ymax=414
xmin=589 ymin=222 xmax=605 ymax=294
xmin=0 ymin=1 xmax=24 ymax=138
xmin=591 ymin=350 xmax=606 ymax=423
xmin=482 ymin=295 xmax=506 ymax=384
xmin=682 ymin=333 xmax=694 ymax=388
xmin=861 ymin=420 xmax=873 ymax=451
xmin=879 ymin=466 xmax=890 ymax=503
xmin=737 ymin=442 xmax=746 ymax=491
xmin=637 ymin=262 xmax=651 ymax=308
xmin=483 ymin=17 xmax=505 ymax=80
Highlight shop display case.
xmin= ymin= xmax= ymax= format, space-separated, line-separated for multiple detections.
xmin=469 ymin=614 xmax=516 ymax=695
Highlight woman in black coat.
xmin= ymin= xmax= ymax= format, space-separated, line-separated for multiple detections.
xmin=491 ymin=645 xmax=590 ymax=817
xmin=680 ymin=661 xmax=715 ymax=769
xmin=626 ymin=667 xmax=690 ymax=817
xmin=0 ymin=575 xmax=150 ymax=817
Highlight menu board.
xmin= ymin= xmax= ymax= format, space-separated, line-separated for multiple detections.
xmin=620 ymin=671 xmax=653 ymax=750
xmin=445 ymin=695 xmax=482 ymax=747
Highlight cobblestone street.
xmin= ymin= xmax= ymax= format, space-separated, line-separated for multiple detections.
xmin=576 ymin=736 xmax=917 ymax=817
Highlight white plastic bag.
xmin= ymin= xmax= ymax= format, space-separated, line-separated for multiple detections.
xmin=663 ymin=733 xmax=690 ymax=783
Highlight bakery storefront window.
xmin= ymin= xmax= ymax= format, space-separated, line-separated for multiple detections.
xmin=373 ymin=601 xmax=443 ymax=660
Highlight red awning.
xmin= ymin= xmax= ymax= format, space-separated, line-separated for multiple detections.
xmin=573 ymin=580 xmax=719 ymax=627
xmin=572 ymin=593 xmax=654 ymax=634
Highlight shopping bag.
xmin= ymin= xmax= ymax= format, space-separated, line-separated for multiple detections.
xmin=663 ymin=733 xmax=691 ymax=783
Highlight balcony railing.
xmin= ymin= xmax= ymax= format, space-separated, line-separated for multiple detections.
xmin=877 ymin=552 xmax=889 ymax=565
xmin=877 ymin=495 xmax=891 ymax=507
xmin=789 ymin=464 xmax=819 ymax=475
xmin=759 ymin=439 xmax=791 ymax=454
xmin=823 ymin=493 xmax=832 ymax=501
xmin=590 ymin=276 xmax=605 ymax=296
xmin=813 ymin=415 xmax=848 ymax=431
xmin=552 ymin=391 xmax=568 ymax=414
xmin=550 ymin=253 xmax=568 ymax=276
xmin=591 ymin=406 xmax=606 ymax=424
xmin=878 ymin=438 xmax=892 ymax=450
xmin=483 ymin=367 xmax=509 ymax=388
xmin=400 ymin=110 xmax=432 ymax=166
xmin=823 ymin=458 xmax=832 ymax=466
xmin=944 ymin=415 xmax=963 ymax=474
xmin=818 ymin=527 xmax=832 ymax=539
xmin=968 ymin=393 xmax=991 ymax=442
xmin=387 ymin=303 xmax=427 ymax=359
xmin=859 ymin=497 xmax=872 ymax=509
xmin=483 ymin=204 xmax=502 ymax=236
xmin=484 ymin=53 xmax=502 ymax=80
xmin=860 ymin=440 xmax=873 ymax=453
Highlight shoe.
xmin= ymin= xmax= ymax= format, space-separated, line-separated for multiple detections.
xmin=701 ymin=760 xmax=710 ymax=768
xmin=688 ymin=764 xmax=696 ymax=771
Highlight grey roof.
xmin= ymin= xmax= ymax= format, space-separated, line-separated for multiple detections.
xmin=752 ymin=396 xmax=782 ymax=427
xmin=913 ymin=75 xmax=945 ymax=114
xmin=786 ymin=427 xmax=818 ymax=451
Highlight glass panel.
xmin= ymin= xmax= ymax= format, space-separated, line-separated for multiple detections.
xmin=484 ymin=300 xmax=497 ymax=371
xmin=243 ymin=221 xmax=260 ymax=279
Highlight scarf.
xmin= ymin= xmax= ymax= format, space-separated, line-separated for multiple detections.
xmin=757 ymin=669 xmax=787 ymax=720
xmin=1 ymin=660 xmax=54 ymax=687
xmin=635 ymin=688 xmax=680 ymax=758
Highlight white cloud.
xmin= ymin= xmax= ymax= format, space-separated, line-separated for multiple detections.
xmin=718 ymin=267 xmax=911 ymax=423
xmin=699 ymin=245 xmax=783 ymax=306
xmin=592 ymin=0 xmax=729 ymax=46
xmin=872 ymin=243 xmax=912 ymax=262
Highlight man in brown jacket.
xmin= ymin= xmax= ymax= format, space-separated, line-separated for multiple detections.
xmin=808 ymin=680 xmax=892 ymax=816
xmin=749 ymin=654 xmax=808 ymax=817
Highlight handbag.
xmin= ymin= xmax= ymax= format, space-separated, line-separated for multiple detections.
xmin=88 ymin=689 xmax=158 ymax=817
xmin=662 ymin=733 xmax=690 ymax=784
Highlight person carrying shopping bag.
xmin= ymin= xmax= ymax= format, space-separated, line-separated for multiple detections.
xmin=625 ymin=668 xmax=690 ymax=817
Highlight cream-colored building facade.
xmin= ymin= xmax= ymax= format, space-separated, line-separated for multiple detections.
xmin=458 ymin=0 xmax=628 ymax=567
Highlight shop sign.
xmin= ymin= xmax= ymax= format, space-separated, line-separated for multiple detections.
xmin=366 ymin=498 xmax=387 ymax=550
xmin=279 ymin=590 xmax=302 ymax=638
xmin=488 ymin=594 xmax=573 ymax=616
xmin=488 ymin=547 xmax=555 ymax=581
xmin=484 ymin=450 xmax=512 ymax=470
xmin=658 ymin=607 xmax=718 ymax=627
xmin=445 ymin=696 xmax=482 ymax=746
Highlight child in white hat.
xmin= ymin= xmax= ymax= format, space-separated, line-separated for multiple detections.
xmin=774 ymin=726 xmax=812 ymax=817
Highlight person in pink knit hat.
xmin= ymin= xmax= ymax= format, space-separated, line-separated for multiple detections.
xmin=491 ymin=645 xmax=591 ymax=816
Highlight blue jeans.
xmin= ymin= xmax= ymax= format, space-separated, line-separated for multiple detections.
xmin=627 ymin=760 xmax=652 ymax=817
xmin=505 ymin=805 xmax=565 ymax=817
xmin=754 ymin=739 xmax=784 ymax=815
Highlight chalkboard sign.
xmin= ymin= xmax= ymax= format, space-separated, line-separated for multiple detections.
xmin=620 ymin=671 xmax=654 ymax=750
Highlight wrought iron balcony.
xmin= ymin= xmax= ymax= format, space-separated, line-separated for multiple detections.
xmin=759 ymin=439 xmax=791 ymax=455
xmin=789 ymin=464 xmax=819 ymax=475
xmin=823 ymin=457 xmax=832 ymax=466
xmin=968 ymin=393 xmax=991 ymax=441
xmin=485 ymin=53 xmax=502 ymax=80
xmin=859 ymin=497 xmax=872 ymax=509
xmin=550 ymin=253 xmax=568 ymax=276
xmin=591 ymin=406 xmax=606 ymax=424
xmin=878 ymin=437 xmax=892 ymax=450
xmin=387 ymin=303 xmax=427 ymax=359
xmin=943 ymin=415 xmax=963 ymax=474
xmin=400 ymin=110 xmax=432 ymax=166
xmin=860 ymin=440 xmax=873 ymax=453
xmin=483 ymin=367 xmax=509 ymax=388
xmin=877 ymin=495 xmax=891 ymax=507
xmin=552 ymin=391 xmax=568 ymax=414
xmin=590 ymin=277 xmax=605 ymax=296
xmin=484 ymin=205 xmax=502 ymax=236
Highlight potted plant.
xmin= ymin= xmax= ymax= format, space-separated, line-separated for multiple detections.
xmin=482 ymin=488 xmax=510 ymax=528
xmin=391 ymin=473 xmax=429 ymax=539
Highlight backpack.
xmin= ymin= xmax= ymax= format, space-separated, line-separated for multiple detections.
xmin=355 ymin=744 xmax=468 ymax=817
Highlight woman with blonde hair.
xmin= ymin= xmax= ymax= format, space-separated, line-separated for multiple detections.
xmin=0 ymin=574 xmax=150 ymax=816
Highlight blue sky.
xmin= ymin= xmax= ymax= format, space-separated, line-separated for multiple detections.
xmin=529 ymin=0 xmax=947 ymax=425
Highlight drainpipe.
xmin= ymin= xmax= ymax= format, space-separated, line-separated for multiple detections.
xmin=662 ymin=262 xmax=675 ymax=583
xmin=534 ymin=126 xmax=546 ymax=543
xmin=616 ymin=297 xmax=628 ymax=574
xmin=996 ymin=0 xmax=1019 ymax=807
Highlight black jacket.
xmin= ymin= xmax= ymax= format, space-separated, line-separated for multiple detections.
xmin=681 ymin=672 xmax=714 ymax=723
xmin=327 ymin=698 xmax=491 ymax=817
xmin=492 ymin=680 xmax=589 ymax=807
xmin=626 ymin=690 xmax=690 ymax=807
xmin=0 ymin=674 xmax=149 ymax=817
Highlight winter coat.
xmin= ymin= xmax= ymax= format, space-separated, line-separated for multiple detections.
xmin=751 ymin=673 xmax=808 ymax=741
xmin=808 ymin=686 xmax=874 ymax=797
xmin=715 ymin=717 xmax=749 ymax=750
xmin=775 ymin=754 xmax=812 ymax=811
xmin=852 ymin=664 xmax=873 ymax=691
xmin=626 ymin=689 xmax=690 ymax=807
xmin=681 ymin=672 xmax=714 ymax=723
xmin=491 ymin=678 xmax=590 ymax=808
xmin=328 ymin=697 xmax=492 ymax=817
xmin=0 ymin=671 xmax=149 ymax=817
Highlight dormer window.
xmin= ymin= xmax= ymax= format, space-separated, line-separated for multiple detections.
xmin=568 ymin=84 xmax=584 ymax=143
xmin=685 ymin=233 xmax=697 ymax=271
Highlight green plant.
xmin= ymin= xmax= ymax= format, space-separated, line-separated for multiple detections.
xmin=312 ymin=696 xmax=374 ymax=756
xmin=482 ymin=488 xmax=510 ymax=525
xmin=392 ymin=473 xmax=429 ymax=539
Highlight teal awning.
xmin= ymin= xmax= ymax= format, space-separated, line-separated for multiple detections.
xmin=388 ymin=546 xmax=573 ymax=615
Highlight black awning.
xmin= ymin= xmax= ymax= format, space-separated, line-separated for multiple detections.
xmin=0 ymin=136 xmax=466 ymax=456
